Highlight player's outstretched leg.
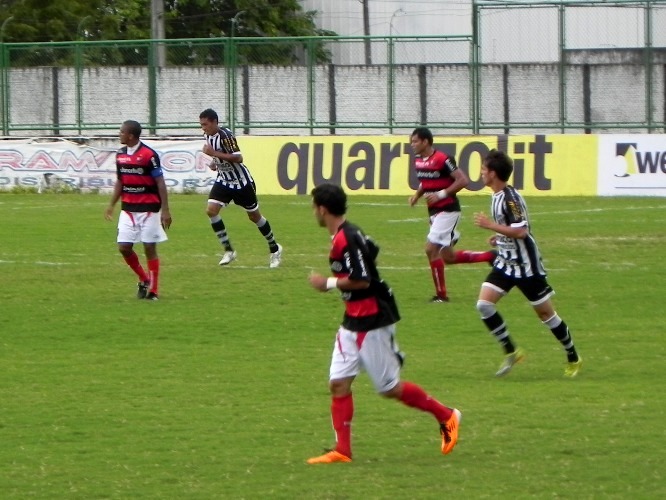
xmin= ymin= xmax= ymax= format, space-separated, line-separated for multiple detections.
xmin=397 ymin=381 xmax=461 ymax=455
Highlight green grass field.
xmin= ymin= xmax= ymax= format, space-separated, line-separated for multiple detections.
xmin=1 ymin=193 xmax=664 ymax=499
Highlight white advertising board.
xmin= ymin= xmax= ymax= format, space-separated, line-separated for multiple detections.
xmin=598 ymin=135 xmax=666 ymax=196
xmin=0 ymin=139 xmax=213 ymax=193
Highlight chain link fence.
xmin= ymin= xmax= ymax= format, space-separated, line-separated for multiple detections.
xmin=0 ymin=0 xmax=664 ymax=136
xmin=476 ymin=0 xmax=666 ymax=133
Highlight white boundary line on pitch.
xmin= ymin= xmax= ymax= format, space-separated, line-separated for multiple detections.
xmin=4 ymin=199 xmax=666 ymax=212
xmin=0 ymin=258 xmax=589 ymax=273
xmin=0 ymin=260 xmax=71 ymax=266
xmin=1 ymin=202 xmax=103 ymax=211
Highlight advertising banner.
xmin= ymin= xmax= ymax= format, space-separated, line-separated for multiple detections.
xmin=0 ymin=139 xmax=211 ymax=193
xmin=598 ymin=135 xmax=666 ymax=196
xmin=247 ymin=134 xmax=597 ymax=196
xmin=0 ymin=134 xmax=598 ymax=196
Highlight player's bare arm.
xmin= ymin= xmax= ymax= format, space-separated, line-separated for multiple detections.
xmin=155 ymin=176 xmax=172 ymax=230
xmin=447 ymin=168 xmax=471 ymax=196
xmin=104 ymin=180 xmax=122 ymax=220
xmin=409 ymin=184 xmax=424 ymax=206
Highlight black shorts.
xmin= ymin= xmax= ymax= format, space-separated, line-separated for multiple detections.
xmin=484 ymin=268 xmax=554 ymax=305
xmin=208 ymin=182 xmax=258 ymax=211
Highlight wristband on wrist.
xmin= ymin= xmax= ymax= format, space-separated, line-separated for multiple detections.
xmin=326 ymin=277 xmax=339 ymax=290
xmin=437 ymin=189 xmax=448 ymax=200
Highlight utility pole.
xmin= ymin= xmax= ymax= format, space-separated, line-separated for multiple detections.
xmin=151 ymin=0 xmax=166 ymax=67
xmin=362 ymin=0 xmax=372 ymax=65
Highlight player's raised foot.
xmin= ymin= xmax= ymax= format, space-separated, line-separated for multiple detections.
xmin=440 ymin=408 xmax=462 ymax=455
xmin=430 ymin=295 xmax=449 ymax=303
xmin=144 ymin=292 xmax=159 ymax=301
xmin=564 ymin=357 xmax=583 ymax=378
xmin=495 ymin=347 xmax=525 ymax=377
xmin=218 ymin=250 xmax=237 ymax=266
xmin=306 ymin=449 xmax=351 ymax=464
xmin=137 ymin=280 xmax=150 ymax=299
xmin=269 ymin=243 xmax=283 ymax=269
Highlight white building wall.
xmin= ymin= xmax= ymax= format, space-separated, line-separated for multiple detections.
xmin=300 ymin=0 xmax=472 ymax=38
xmin=301 ymin=0 xmax=659 ymax=64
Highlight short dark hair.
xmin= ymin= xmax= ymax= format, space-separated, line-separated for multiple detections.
xmin=122 ymin=120 xmax=142 ymax=138
xmin=199 ymin=108 xmax=219 ymax=122
xmin=311 ymin=183 xmax=347 ymax=216
xmin=484 ymin=149 xmax=513 ymax=182
xmin=411 ymin=126 xmax=433 ymax=145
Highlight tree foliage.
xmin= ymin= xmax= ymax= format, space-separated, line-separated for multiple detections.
xmin=0 ymin=0 xmax=335 ymax=65
xmin=0 ymin=0 xmax=148 ymax=43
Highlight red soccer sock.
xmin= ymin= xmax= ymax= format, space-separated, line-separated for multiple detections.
xmin=147 ymin=258 xmax=160 ymax=294
xmin=454 ymin=250 xmax=496 ymax=264
xmin=399 ymin=381 xmax=452 ymax=423
xmin=331 ymin=393 xmax=353 ymax=458
xmin=429 ymin=259 xmax=447 ymax=298
xmin=123 ymin=252 xmax=149 ymax=282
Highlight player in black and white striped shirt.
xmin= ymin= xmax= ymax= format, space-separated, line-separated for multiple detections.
xmin=200 ymin=108 xmax=282 ymax=268
xmin=473 ymin=149 xmax=582 ymax=378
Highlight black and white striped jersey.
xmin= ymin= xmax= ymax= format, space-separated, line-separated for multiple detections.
xmin=204 ymin=127 xmax=254 ymax=190
xmin=490 ymin=185 xmax=547 ymax=278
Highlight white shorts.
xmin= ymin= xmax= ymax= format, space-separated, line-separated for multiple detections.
xmin=117 ymin=210 xmax=168 ymax=244
xmin=329 ymin=324 xmax=402 ymax=393
xmin=427 ymin=211 xmax=461 ymax=248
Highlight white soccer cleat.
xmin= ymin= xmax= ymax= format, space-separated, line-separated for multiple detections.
xmin=269 ymin=244 xmax=283 ymax=268
xmin=219 ymin=250 xmax=237 ymax=266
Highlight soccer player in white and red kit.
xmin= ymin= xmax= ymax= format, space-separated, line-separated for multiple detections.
xmin=409 ymin=127 xmax=496 ymax=302
xmin=307 ymin=183 xmax=461 ymax=464
xmin=105 ymin=120 xmax=172 ymax=300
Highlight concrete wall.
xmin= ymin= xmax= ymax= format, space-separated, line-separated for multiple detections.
xmin=5 ymin=62 xmax=665 ymax=138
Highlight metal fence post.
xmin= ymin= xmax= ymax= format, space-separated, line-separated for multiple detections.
xmin=559 ymin=2 xmax=566 ymax=133
xmin=225 ymin=37 xmax=234 ymax=133
xmin=75 ymin=41 xmax=83 ymax=135
xmin=307 ymin=37 xmax=315 ymax=136
xmin=472 ymin=3 xmax=480 ymax=134
xmin=645 ymin=0 xmax=653 ymax=132
xmin=388 ymin=36 xmax=394 ymax=134
xmin=0 ymin=17 xmax=13 ymax=136
xmin=328 ymin=63 xmax=337 ymax=134
xmin=148 ymin=41 xmax=157 ymax=134
xmin=0 ymin=44 xmax=6 ymax=135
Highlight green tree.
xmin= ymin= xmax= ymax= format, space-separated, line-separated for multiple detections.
xmin=0 ymin=0 xmax=147 ymax=43
xmin=0 ymin=0 xmax=148 ymax=65
xmin=164 ymin=0 xmax=333 ymax=39
xmin=164 ymin=0 xmax=335 ymax=65
xmin=0 ymin=0 xmax=335 ymax=65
